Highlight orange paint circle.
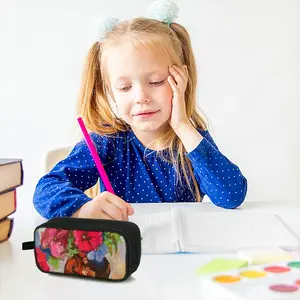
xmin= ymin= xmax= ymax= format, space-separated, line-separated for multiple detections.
xmin=213 ymin=275 xmax=241 ymax=284
xmin=295 ymin=279 xmax=300 ymax=286
xmin=239 ymin=270 xmax=266 ymax=278
xmin=264 ymin=266 xmax=291 ymax=273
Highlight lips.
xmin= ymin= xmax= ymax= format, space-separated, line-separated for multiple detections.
xmin=134 ymin=110 xmax=159 ymax=116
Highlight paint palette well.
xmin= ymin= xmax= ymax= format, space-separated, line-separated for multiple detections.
xmin=198 ymin=261 xmax=300 ymax=300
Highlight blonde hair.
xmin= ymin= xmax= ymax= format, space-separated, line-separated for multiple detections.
xmin=77 ymin=18 xmax=208 ymax=202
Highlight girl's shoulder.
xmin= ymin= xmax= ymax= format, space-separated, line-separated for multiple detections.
xmin=73 ymin=131 xmax=130 ymax=162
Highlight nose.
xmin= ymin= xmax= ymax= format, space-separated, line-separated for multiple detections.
xmin=134 ymin=85 xmax=150 ymax=104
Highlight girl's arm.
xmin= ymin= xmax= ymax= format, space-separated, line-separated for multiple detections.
xmin=33 ymin=134 xmax=112 ymax=219
xmin=176 ymin=124 xmax=247 ymax=209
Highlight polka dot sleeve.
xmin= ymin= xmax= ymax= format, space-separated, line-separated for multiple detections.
xmin=33 ymin=134 xmax=109 ymax=219
xmin=186 ymin=130 xmax=248 ymax=209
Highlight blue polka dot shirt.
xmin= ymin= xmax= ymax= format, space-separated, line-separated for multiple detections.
xmin=33 ymin=129 xmax=247 ymax=219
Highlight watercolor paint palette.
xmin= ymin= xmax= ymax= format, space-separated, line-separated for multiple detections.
xmin=198 ymin=261 xmax=300 ymax=300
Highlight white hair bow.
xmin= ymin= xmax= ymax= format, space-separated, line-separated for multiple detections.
xmin=96 ymin=0 xmax=179 ymax=42
xmin=96 ymin=16 xmax=119 ymax=42
xmin=145 ymin=0 xmax=179 ymax=25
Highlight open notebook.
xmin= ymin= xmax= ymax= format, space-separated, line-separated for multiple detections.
xmin=129 ymin=208 xmax=300 ymax=254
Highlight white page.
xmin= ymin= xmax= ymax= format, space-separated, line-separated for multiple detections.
xmin=169 ymin=207 xmax=182 ymax=250
xmin=177 ymin=210 xmax=300 ymax=253
xmin=129 ymin=211 xmax=179 ymax=254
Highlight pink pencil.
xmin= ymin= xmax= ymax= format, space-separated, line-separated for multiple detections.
xmin=77 ymin=117 xmax=115 ymax=194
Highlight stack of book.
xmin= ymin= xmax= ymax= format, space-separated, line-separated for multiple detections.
xmin=0 ymin=159 xmax=23 ymax=243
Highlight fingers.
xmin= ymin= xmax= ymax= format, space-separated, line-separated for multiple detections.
xmin=127 ymin=204 xmax=134 ymax=216
xmin=168 ymin=65 xmax=188 ymax=91
xmin=173 ymin=65 xmax=187 ymax=78
xmin=98 ymin=210 xmax=114 ymax=220
xmin=101 ymin=192 xmax=134 ymax=221
xmin=101 ymin=200 xmax=125 ymax=220
xmin=107 ymin=194 xmax=134 ymax=220
xmin=168 ymin=75 xmax=179 ymax=96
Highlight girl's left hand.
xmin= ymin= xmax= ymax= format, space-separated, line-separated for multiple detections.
xmin=168 ymin=65 xmax=190 ymax=132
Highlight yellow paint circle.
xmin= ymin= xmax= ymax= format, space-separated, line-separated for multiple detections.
xmin=213 ymin=275 xmax=241 ymax=283
xmin=239 ymin=270 xmax=267 ymax=278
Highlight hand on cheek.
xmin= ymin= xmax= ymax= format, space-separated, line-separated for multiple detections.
xmin=167 ymin=65 xmax=190 ymax=132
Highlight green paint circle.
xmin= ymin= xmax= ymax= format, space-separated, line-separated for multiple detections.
xmin=288 ymin=261 xmax=300 ymax=269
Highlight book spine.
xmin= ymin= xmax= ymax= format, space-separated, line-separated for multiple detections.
xmin=0 ymin=161 xmax=24 ymax=194
xmin=0 ymin=189 xmax=17 ymax=221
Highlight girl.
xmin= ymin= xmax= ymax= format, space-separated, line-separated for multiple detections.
xmin=33 ymin=0 xmax=247 ymax=220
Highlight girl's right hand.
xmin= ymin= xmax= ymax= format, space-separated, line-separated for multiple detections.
xmin=72 ymin=191 xmax=134 ymax=220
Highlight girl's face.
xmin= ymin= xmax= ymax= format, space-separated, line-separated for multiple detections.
xmin=105 ymin=42 xmax=173 ymax=136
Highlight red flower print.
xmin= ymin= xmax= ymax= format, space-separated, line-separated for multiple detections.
xmin=35 ymin=248 xmax=50 ymax=272
xmin=40 ymin=228 xmax=69 ymax=258
xmin=73 ymin=231 xmax=103 ymax=252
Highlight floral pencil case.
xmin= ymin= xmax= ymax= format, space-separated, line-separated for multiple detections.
xmin=22 ymin=217 xmax=141 ymax=282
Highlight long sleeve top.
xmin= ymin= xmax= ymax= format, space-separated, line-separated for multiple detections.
xmin=33 ymin=129 xmax=247 ymax=219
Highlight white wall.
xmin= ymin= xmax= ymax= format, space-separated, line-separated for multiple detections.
xmin=1 ymin=0 xmax=299 ymax=208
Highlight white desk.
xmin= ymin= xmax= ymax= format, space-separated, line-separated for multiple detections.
xmin=1 ymin=201 xmax=300 ymax=300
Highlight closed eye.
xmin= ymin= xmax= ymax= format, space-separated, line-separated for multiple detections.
xmin=119 ymin=86 xmax=131 ymax=91
xmin=150 ymin=80 xmax=165 ymax=85
xmin=118 ymin=79 xmax=165 ymax=91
